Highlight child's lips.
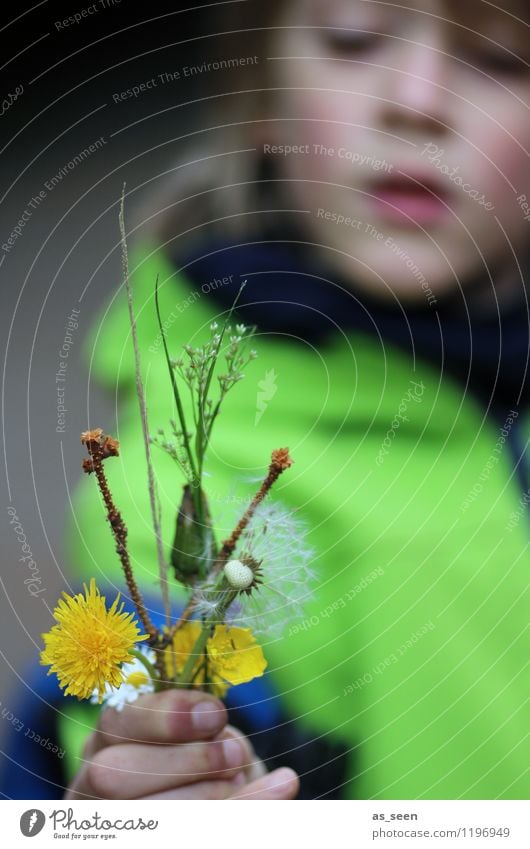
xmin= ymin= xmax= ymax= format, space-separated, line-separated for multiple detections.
xmin=365 ymin=174 xmax=451 ymax=225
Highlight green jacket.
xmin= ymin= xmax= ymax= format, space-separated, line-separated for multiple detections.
xmin=64 ymin=245 xmax=529 ymax=799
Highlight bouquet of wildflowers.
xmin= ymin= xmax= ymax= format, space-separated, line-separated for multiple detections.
xmin=40 ymin=191 xmax=315 ymax=711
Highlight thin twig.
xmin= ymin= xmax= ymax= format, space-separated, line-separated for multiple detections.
xmin=165 ymin=595 xmax=197 ymax=643
xmin=82 ymin=432 xmax=158 ymax=641
xmin=215 ymin=448 xmax=294 ymax=567
xmin=119 ymin=184 xmax=171 ymax=628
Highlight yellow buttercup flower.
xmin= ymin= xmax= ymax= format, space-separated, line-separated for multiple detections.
xmin=164 ymin=621 xmax=203 ymax=681
xmin=207 ymin=625 xmax=267 ymax=686
xmin=40 ymin=579 xmax=148 ymax=703
xmin=165 ymin=622 xmax=267 ymax=694
xmin=164 ymin=621 xmax=227 ymax=696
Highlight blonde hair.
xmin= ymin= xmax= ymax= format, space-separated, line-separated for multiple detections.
xmin=137 ymin=0 xmax=288 ymax=258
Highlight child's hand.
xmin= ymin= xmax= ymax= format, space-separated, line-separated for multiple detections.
xmin=64 ymin=690 xmax=299 ymax=800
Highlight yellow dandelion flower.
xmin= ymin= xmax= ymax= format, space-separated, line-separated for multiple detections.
xmin=207 ymin=625 xmax=267 ymax=686
xmin=40 ymin=579 xmax=148 ymax=703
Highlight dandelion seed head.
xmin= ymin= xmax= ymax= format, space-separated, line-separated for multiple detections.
xmin=224 ymin=559 xmax=254 ymax=590
xmin=193 ymin=583 xmax=225 ymax=619
xmin=225 ymin=501 xmax=316 ymax=636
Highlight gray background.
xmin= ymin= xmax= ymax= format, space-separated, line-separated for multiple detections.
xmin=0 ymin=0 xmax=231 ymax=775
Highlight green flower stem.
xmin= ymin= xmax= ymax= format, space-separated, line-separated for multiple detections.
xmin=155 ymin=276 xmax=200 ymax=497
xmin=177 ymin=622 xmax=213 ymax=687
xmin=129 ymin=648 xmax=161 ymax=690
xmin=177 ymin=581 xmax=237 ymax=687
xmin=197 ymin=283 xmax=247 ymax=478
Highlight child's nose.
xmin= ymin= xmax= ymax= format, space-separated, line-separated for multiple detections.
xmin=381 ymin=42 xmax=450 ymax=133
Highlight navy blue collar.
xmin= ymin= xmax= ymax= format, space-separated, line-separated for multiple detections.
xmin=172 ymin=238 xmax=530 ymax=418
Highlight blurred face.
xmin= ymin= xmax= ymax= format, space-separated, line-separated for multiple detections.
xmin=262 ymin=0 xmax=530 ymax=305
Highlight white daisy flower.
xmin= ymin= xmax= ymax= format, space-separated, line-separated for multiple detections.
xmin=90 ymin=646 xmax=156 ymax=711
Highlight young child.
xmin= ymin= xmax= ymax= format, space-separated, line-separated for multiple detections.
xmin=5 ymin=0 xmax=530 ymax=800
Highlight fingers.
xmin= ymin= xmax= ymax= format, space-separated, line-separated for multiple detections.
xmin=244 ymin=755 xmax=267 ymax=783
xmin=74 ymin=726 xmax=255 ymax=800
xmin=174 ymin=766 xmax=299 ymax=801
xmin=65 ymin=687 xmax=276 ymax=802
xmin=143 ymin=775 xmax=247 ymax=800
xmin=230 ymin=768 xmax=300 ymax=800
xmin=85 ymin=690 xmax=228 ymax=756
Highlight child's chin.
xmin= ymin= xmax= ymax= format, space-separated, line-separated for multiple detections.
xmin=353 ymin=250 xmax=475 ymax=305
xmin=334 ymin=265 xmax=440 ymax=306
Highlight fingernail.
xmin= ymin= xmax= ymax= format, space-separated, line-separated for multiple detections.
xmin=191 ymin=701 xmax=223 ymax=734
xmin=263 ymin=768 xmax=298 ymax=796
xmin=222 ymin=738 xmax=245 ymax=770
